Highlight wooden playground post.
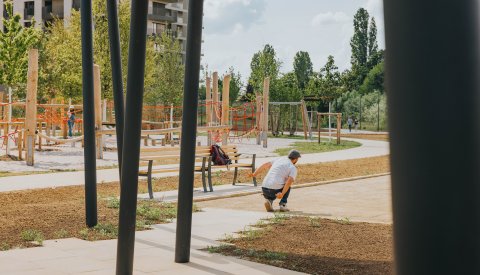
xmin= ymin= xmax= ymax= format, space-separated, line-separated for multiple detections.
xmin=25 ymin=49 xmax=39 ymax=166
xmin=221 ymin=74 xmax=231 ymax=145
xmin=94 ymin=64 xmax=103 ymax=159
xmin=256 ymin=93 xmax=262 ymax=145
xmin=17 ymin=130 xmax=23 ymax=160
xmin=301 ymin=100 xmax=308 ymax=140
xmin=62 ymin=100 xmax=67 ymax=139
xmin=5 ymin=88 xmax=12 ymax=155
xmin=212 ymin=72 xmax=219 ymax=125
xmin=262 ymin=77 xmax=270 ymax=148
xmin=0 ymin=92 xmax=4 ymax=120
xmin=206 ymin=76 xmax=212 ymax=145
xmin=301 ymin=100 xmax=312 ymax=140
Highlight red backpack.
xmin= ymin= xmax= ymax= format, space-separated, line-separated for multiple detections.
xmin=210 ymin=144 xmax=232 ymax=166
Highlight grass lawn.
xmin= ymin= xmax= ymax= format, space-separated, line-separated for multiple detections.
xmin=207 ymin=215 xmax=393 ymax=275
xmin=274 ymin=139 xmax=361 ymax=156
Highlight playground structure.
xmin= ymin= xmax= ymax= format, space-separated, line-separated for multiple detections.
xmin=0 ymin=49 xmax=285 ymax=167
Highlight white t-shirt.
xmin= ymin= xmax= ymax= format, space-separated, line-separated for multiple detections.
xmin=262 ymin=157 xmax=297 ymax=190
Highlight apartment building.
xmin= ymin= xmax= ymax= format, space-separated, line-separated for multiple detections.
xmin=0 ymin=0 xmax=80 ymax=29
xmin=1 ymin=0 xmax=191 ymax=60
xmin=147 ymin=0 xmax=189 ymax=60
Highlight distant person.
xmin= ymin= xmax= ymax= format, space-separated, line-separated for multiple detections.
xmin=250 ymin=150 xmax=301 ymax=212
xmin=67 ymin=105 xmax=75 ymax=138
xmin=354 ymin=118 xmax=359 ymax=131
xmin=347 ymin=117 xmax=353 ymax=132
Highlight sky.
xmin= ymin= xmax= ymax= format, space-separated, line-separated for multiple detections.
xmin=201 ymin=0 xmax=385 ymax=81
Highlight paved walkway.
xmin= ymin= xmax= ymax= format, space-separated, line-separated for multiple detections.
xmin=0 ymin=138 xmax=389 ymax=192
xmin=0 ymin=208 xmax=305 ymax=274
xmin=198 ymin=175 xmax=392 ymax=224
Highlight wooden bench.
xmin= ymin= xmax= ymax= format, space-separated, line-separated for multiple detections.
xmin=138 ymin=145 xmax=257 ymax=199
xmin=198 ymin=145 xmax=257 ymax=187
xmin=138 ymin=146 xmax=211 ymax=199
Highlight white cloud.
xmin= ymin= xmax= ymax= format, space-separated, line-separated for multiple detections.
xmin=311 ymin=12 xmax=350 ymax=27
xmin=204 ymin=0 xmax=266 ymax=34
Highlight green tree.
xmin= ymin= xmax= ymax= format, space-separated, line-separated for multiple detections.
xmin=0 ymin=1 xmax=41 ymax=97
xmin=226 ymin=67 xmax=243 ymax=104
xmin=360 ymin=62 xmax=384 ymax=94
xmin=367 ymin=17 xmax=379 ymax=68
xmin=39 ymin=16 xmax=82 ymax=101
xmin=272 ymin=72 xmax=301 ymax=102
xmin=307 ymin=56 xmax=343 ymax=101
xmin=248 ymin=44 xmax=281 ymax=93
xmin=348 ymin=9 xmax=383 ymax=91
xmin=144 ymin=31 xmax=184 ymax=106
xmin=293 ymin=51 xmax=313 ymax=91
xmin=350 ymin=8 xmax=369 ymax=70
xmin=40 ymin=0 xmax=159 ymax=102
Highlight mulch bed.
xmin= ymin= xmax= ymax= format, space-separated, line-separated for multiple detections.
xmin=340 ymin=134 xmax=389 ymax=141
xmin=211 ymin=216 xmax=393 ymax=275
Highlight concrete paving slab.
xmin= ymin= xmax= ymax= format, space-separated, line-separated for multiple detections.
xmin=0 ymin=208 xmax=304 ymax=274
xmin=198 ymin=175 xmax=392 ymax=224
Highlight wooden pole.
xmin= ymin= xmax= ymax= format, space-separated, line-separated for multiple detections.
xmin=102 ymin=99 xmax=107 ymax=123
xmin=336 ymin=114 xmax=341 ymax=145
xmin=262 ymin=77 xmax=270 ymax=148
xmin=0 ymin=92 xmax=4 ymax=122
xmin=212 ymin=72 xmax=219 ymax=125
xmin=5 ymin=88 xmax=12 ymax=155
xmin=94 ymin=64 xmax=103 ymax=159
xmin=62 ymin=100 xmax=67 ymax=139
xmin=256 ymin=93 xmax=262 ymax=145
xmin=221 ymin=74 xmax=231 ymax=145
xmin=18 ymin=130 xmax=23 ymax=160
xmin=25 ymin=49 xmax=38 ymax=166
xmin=301 ymin=100 xmax=308 ymax=140
xmin=206 ymin=76 xmax=212 ymax=145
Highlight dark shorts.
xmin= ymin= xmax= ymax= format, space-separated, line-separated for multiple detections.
xmin=262 ymin=187 xmax=290 ymax=205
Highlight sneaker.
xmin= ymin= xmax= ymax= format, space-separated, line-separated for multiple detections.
xmin=264 ymin=199 xmax=274 ymax=212
xmin=279 ymin=204 xmax=290 ymax=212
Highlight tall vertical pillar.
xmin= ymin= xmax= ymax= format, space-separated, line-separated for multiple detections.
xmin=80 ymin=0 xmax=97 ymax=228
xmin=175 ymin=0 xmax=205 ymax=264
xmin=115 ymin=0 xmax=149 ymax=273
xmin=384 ymin=0 xmax=480 ymax=274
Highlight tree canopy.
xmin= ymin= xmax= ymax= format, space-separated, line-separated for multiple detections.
xmin=248 ymin=44 xmax=281 ymax=93
xmin=0 ymin=1 xmax=41 ymax=97
xmin=293 ymin=51 xmax=313 ymax=91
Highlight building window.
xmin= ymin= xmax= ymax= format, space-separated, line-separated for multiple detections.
xmin=72 ymin=0 xmax=81 ymax=10
xmin=152 ymin=2 xmax=170 ymax=16
xmin=44 ymin=0 xmax=52 ymax=14
xmin=24 ymin=21 xmax=32 ymax=28
xmin=153 ymin=22 xmax=166 ymax=35
xmin=24 ymin=1 xmax=35 ymax=19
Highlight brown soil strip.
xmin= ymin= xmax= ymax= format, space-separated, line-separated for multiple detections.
xmin=210 ymin=216 xmax=393 ymax=275
xmin=340 ymin=134 xmax=389 ymax=141
xmin=0 ymin=155 xmax=389 ymax=251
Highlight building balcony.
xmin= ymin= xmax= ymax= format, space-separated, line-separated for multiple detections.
xmin=148 ymin=5 xmax=176 ymax=23
xmin=148 ymin=13 xmax=176 ymax=23
xmin=166 ymin=3 xmax=188 ymax=12
xmin=173 ymin=17 xmax=187 ymax=27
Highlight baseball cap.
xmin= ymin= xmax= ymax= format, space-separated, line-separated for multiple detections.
xmin=288 ymin=149 xmax=301 ymax=159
